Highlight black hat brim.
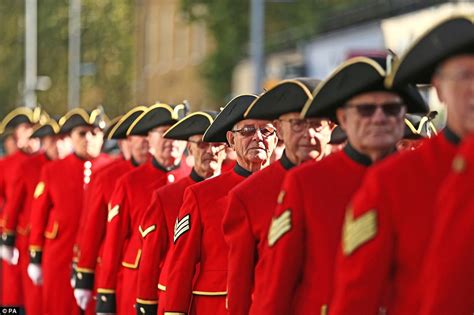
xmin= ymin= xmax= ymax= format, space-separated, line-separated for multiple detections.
xmin=127 ymin=104 xmax=179 ymax=136
xmin=203 ymin=95 xmax=258 ymax=143
xmin=1 ymin=107 xmax=35 ymax=132
xmin=244 ymin=78 xmax=321 ymax=120
xmin=31 ymin=121 xmax=60 ymax=138
xmin=59 ymin=108 xmax=96 ymax=134
xmin=108 ymin=106 xmax=147 ymax=140
xmin=164 ymin=111 xmax=218 ymax=141
xmin=387 ymin=16 xmax=474 ymax=87
xmin=302 ymin=57 xmax=428 ymax=122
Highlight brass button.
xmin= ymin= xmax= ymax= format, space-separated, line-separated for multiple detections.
xmin=452 ymin=155 xmax=466 ymax=173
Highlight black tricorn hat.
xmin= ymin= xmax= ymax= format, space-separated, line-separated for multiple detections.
xmin=403 ymin=111 xmax=438 ymax=139
xmin=164 ymin=111 xmax=219 ymax=141
xmin=328 ymin=125 xmax=347 ymax=145
xmin=30 ymin=119 xmax=60 ymax=139
xmin=103 ymin=116 xmax=122 ymax=140
xmin=107 ymin=106 xmax=147 ymax=140
xmin=203 ymin=94 xmax=258 ymax=143
xmin=127 ymin=103 xmax=183 ymax=136
xmin=386 ymin=15 xmax=474 ymax=88
xmin=59 ymin=108 xmax=103 ymax=134
xmin=0 ymin=107 xmax=46 ymax=133
xmin=244 ymin=78 xmax=321 ymax=120
xmin=301 ymin=56 xmax=428 ymax=122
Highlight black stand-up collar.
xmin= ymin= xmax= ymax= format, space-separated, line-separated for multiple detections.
xmin=343 ymin=143 xmax=372 ymax=167
xmin=131 ymin=156 xmax=140 ymax=167
xmin=234 ymin=163 xmax=252 ymax=178
xmin=190 ymin=168 xmax=205 ymax=183
xmin=152 ymin=157 xmax=180 ymax=172
xmin=443 ymin=127 xmax=461 ymax=146
xmin=279 ymin=151 xmax=296 ymax=171
xmin=74 ymin=152 xmax=88 ymax=161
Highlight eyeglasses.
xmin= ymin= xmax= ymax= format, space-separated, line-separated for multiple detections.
xmin=279 ymin=118 xmax=327 ymax=133
xmin=188 ymin=140 xmax=226 ymax=151
xmin=345 ymin=102 xmax=405 ymax=118
xmin=231 ymin=125 xmax=276 ymax=138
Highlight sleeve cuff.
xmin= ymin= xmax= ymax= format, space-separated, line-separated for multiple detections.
xmin=29 ymin=247 xmax=43 ymax=264
xmin=1 ymin=232 xmax=16 ymax=247
xmin=96 ymin=291 xmax=116 ymax=313
xmin=75 ymin=269 xmax=95 ymax=289
xmin=135 ymin=300 xmax=158 ymax=315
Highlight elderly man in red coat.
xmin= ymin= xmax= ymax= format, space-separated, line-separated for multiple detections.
xmin=331 ymin=16 xmax=474 ymax=315
xmin=164 ymin=94 xmax=278 ymax=315
xmin=252 ymin=56 xmax=427 ymax=315
xmin=135 ymin=110 xmax=226 ymax=315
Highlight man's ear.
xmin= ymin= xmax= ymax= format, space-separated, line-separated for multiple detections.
xmin=431 ymin=76 xmax=445 ymax=104
xmin=186 ymin=142 xmax=193 ymax=156
xmin=273 ymin=119 xmax=283 ymax=139
xmin=336 ymin=108 xmax=347 ymax=131
xmin=226 ymin=131 xmax=234 ymax=147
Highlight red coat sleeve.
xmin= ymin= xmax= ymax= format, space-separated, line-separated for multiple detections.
xmin=1 ymin=168 xmax=27 ymax=245
xmin=251 ymin=172 xmax=305 ymax=315
xmin=97 ymin=178 xmax=130 ymax=291
xmin=418 ymin=142 xmax=474 ymax=314
xmin=165 ymin=187 xmax=201 ymax=313
xmin=28 ymin=167 xmax=53 ymax=262
xmin=222 ymin=191 xmax=256 ymax=315
xmin=136 ymin=191 xmax=167 ymax=304
xmin=330 ymin=169 xmax=394 ymax=315
xmin=75 ymin=177 xmax=108 ymax=289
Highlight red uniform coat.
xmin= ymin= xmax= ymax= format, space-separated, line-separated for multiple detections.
xmin=28 ymin=153 xmax=94 ymax=315
xmin=418 ymin=134 xmax=474 ymax=315
xmin=222 ymin=153 xmax=295 ymax=315
xmin=75 ymin=158 xmax=137 ymax=315
xmin=2 ymin=152 xmax=50 ymax=314
xmin=73 ymin=153 xmax=115 ymax=263
xmin=96 ymin=158 xmax=189 ymax=314
xmin=165 ymin=164 xmax=252 ymax=315
xmin=1 ymin=150 xmax=36 ymax=307
xmin=331 ymin=129 xmax=460 ymax=315
xmin=136 ymin=169 xmax=204 ymax=315
xmin=251 ymin=146 xmax=371 ymax=315
xmin=75 ymin=158 xmax=135 ymax=287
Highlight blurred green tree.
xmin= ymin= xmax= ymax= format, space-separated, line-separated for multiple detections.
xmin=0 ymin=0 xmax=134 ymax=118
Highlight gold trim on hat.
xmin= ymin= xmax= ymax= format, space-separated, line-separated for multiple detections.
xmin=107 ymin=106 xmax=147 ymax=140
xmin=385 ymin=15 xmax=474 ymax=88
xmin=301 ymin=57 xmax=386 ymax=118
xmin=202 ymin=94 xmax=258 ymax=140
xmin=163 ymin=111 xmax=215 ymax=139
xmin=0 ymin=107 xmax=34 ymax=133
xmin=59 ymin=108 xmax=90 ymax=127
xmin=126 ymin=103 xmax=175 ymax=136
xmin=244 ymin=79 xmax=315 ymax=117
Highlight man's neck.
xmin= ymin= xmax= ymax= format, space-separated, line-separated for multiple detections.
xmin=236 ymin=157 xmax=269 ymax=173
xmin=358 ymin=146 xmax=394 ymax=163
xmin=153 ymin=154 xmax=179 ymax=168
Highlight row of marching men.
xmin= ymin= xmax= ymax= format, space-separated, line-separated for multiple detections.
xmin=0 ymin=15 xmax=473 ymax=315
